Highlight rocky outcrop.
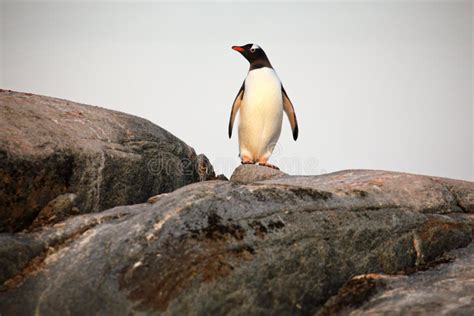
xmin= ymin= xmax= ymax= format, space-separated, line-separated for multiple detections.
xmin=0 ymin=167 xmax=472 ymax=315
xmin=0 ymin=90 xmax=214 ymax=232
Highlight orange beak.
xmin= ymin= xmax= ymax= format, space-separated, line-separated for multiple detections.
xmin=232 ymin=46 xmax=245 ymax=52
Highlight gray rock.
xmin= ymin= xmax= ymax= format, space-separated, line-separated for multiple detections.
xmin=0 ymin=234 xmax=44 ymax=285
xmin=321 ymin=243 xmax=474 ymax=315
xmin=215 ymin=174 xmax=229 ymax=181
xmin=0 ymin=89 xmax=214 ymax=232
xmin=0 ymin=168 xmax=472 ymax=315
xmin=230 ymin=164 xmax=287 ymax=184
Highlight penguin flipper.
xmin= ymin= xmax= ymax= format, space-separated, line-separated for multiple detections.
xmin=228 ymin=81 xmax=245 ymax=138
xmin=282 ymin=86 xmax=299 ymax=141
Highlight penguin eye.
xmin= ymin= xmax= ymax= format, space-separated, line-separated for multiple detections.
xmin=250 ymin=48 xmax=256 ymax=53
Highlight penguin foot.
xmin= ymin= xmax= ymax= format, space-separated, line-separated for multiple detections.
xmin=257 ymin=162 xmax=280 ymax=170
xmin=241 ymin=155 xmax=254 ymax=165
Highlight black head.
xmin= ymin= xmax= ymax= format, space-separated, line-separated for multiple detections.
xmin=232 ymin=43 xmax=273 ymax=70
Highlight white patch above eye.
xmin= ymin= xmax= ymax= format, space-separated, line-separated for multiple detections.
xmin=251 ymin=44 xmax=260 ymax=50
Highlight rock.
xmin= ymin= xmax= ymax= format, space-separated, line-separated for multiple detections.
xmin=0 ymin=169 xmax=472 ymax=315
xmin=30 ymin=193 xmax=79 ymax=229
xmin=432 ymin=177 xmax=474 ymax=212
xmin=230 ymin=164 xmax=287 ymax=184
xmin=318 ymin=273 xmax=395 ymax=316
xmin=215 ymin=174 xmax=229 ymax=181
xmin=321 ymin=243 xmax=474 ymax=315
xmin=147 ymin=193 xmax=169 ymax=204
xmin=0 ymin=234 xmax=44 ymax=285
xmin=0 ymin=90 xmax=214 ymax=232
xmin=194 ymin=154 xmax=216 ymax=182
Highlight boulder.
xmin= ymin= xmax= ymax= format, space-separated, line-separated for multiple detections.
xmin=230 ymin=164 xmax=287 ymax=184
xmin=0 ymin=168 xmax=472 ymax=315
xmin=0 ymin=90 xmax=215 ymax=232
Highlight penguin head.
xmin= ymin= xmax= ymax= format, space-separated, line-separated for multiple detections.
xmin=232 ymin=44 xmax=271 ymax=67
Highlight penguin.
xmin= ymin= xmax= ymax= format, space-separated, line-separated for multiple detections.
xmin=228 ymin=43 xmax=298 ymax=169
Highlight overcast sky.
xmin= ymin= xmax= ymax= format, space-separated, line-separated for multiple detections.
xmin=1 ymin=1 xmax=473 ymax=180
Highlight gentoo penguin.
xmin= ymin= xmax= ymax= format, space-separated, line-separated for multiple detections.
xmin=228 ymin=43 xmax=298 ymax=169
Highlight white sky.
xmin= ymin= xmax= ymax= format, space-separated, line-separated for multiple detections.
xmin=1 ymin=1 xmax=473 ymax=180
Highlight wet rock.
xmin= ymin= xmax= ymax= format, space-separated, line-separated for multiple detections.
xmin=0 ymin=169 xmax=472 ymax=315
xmin=0 ymin=90 xmax=214 ymax=232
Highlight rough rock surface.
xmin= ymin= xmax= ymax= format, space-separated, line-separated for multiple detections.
xmin=230 ymin=164 xmax=287 ymax=184
xmin=321 ymin=243 xmax=474 ymax=315
xmin=0 ymin=167 xmax=472 ymax=315
xmin=0 ymin=90 xmax=214 ymax=232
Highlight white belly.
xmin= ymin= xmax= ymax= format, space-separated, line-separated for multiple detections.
xmin=238 ymin=67 xmax=283 ymax=161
